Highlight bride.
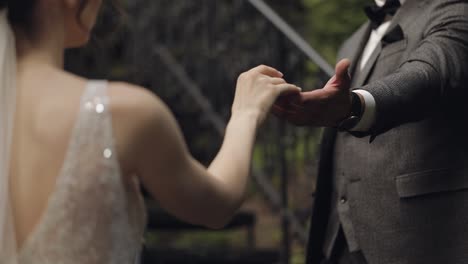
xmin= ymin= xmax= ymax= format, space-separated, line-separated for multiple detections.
xmin=0 ymin=0 xmax=301 ymax=263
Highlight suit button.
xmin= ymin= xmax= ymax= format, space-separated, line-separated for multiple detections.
xmin=340 ymin=197 xmax=347 ymax=204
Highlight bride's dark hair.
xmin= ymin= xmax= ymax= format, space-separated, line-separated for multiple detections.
xmin=0 ymin=0 xmax=92 ymax=29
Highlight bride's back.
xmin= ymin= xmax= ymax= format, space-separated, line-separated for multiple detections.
xmin=0 ymin=1 xmax=151 ymax=262
xmin=11 ymin=67 xmax=88 ymax=247
xmin=9 ymin=68 xmax=147 ymax=263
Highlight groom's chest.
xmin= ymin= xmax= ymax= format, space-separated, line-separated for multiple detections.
xmin=339 ymin=0 xmax=431 ymax=87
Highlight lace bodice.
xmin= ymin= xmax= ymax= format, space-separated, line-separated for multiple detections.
xmin=17 ymin=81 xmax=147 ymax=264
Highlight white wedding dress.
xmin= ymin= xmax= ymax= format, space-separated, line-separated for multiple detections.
xmin=16 ymin=81 xmax=147 ymax=264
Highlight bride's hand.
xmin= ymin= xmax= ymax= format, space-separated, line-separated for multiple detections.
xmin=232 ymin=65 xmax=301 ymax=124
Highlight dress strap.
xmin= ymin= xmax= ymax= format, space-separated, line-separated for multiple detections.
xmin=57 ymin=80 xmax=119 ymax=187
xmin=18 ymin=80 xmax=141 ymax=263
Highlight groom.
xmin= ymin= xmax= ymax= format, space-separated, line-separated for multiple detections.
xmin=274 ymin=0 xmax=468 ymax=263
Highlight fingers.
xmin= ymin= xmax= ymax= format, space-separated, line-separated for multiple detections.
xmin=251 ymin=65 xmax=283 ymax=78
xmin=275 ymin=83 xmax=302 ymax=95
xmin=335 ymin=59 xmax=350 ymax=80
xmin=270 ymin=77 xmax=287 ymax=85
xmin=255 ymin=75 xmax=300 ymax=95
xmin=333 ymin=59 xmax=351 ymax=90
xmin=299 ymin=88 xmax=328 ymax=103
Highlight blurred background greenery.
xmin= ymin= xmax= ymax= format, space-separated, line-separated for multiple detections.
xmin=66 ymin=0 xmax=369 ymax=263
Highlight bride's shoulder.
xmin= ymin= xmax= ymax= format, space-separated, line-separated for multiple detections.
xmin=105 ymin=82 xmax=179 ymax=173
xmin=106 ymin=82 xmax=171 ymax=121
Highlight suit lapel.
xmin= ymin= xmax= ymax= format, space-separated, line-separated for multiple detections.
xmin=348 ymin=23 xmax=372 ymax=79
xmin=341 ymin=22 xmax=372 ymax=82
xmin=354 ymin=41 xmax=382 ymax=87
xmin=353 ymin=0 xmax=428 ymax=87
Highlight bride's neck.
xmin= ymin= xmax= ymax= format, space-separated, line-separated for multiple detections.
xmin=14 ymin=21 xmax=65 ymax=70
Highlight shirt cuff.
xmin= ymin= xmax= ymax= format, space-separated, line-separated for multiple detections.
xmin=350 ymin=90 xmax=376 ymax=132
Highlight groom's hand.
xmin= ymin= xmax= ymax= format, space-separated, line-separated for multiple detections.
xmin=273 ymin=59 xmax=353 ymax=127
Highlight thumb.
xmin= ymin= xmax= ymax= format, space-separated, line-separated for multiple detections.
xmin=330 ymin=59 xmax=351 ymax=90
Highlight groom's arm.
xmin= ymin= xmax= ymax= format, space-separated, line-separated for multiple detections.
xmin=274 ymin=1 xmax=468 ymax=136
xmin=359 ymin=1 xmax=468 ymax=136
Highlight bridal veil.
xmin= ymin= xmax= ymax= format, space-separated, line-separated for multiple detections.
xmin=0 ymin=8 xmax=18 ymax=264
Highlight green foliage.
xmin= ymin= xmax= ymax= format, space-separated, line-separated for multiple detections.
xmin=301 ymin=0 xmax=369 ymax=63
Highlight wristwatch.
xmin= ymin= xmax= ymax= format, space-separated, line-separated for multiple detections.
xmin=336 ymin=92 xmax=363 ymax=131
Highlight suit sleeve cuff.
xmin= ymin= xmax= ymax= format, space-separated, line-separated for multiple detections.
xmin=350 ymin=90 xmax=376 ymax=132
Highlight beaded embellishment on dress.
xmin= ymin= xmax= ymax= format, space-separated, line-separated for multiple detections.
xmin=18 ymin=81 xmax=147 ymax=264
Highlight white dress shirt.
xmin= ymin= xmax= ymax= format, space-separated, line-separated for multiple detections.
xmin=351 ymin=0 xmax=406 ymax=131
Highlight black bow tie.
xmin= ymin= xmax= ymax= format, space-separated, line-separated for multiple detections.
xmin=365 ymin=0 xmax=401 ymax=29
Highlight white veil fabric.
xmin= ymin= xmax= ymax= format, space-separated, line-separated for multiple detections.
xmin=0 ymin=8 xmax=18 ymax=264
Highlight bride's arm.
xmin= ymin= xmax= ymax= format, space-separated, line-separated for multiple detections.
xmin=112 ymin=66 xmax=300 ymax=229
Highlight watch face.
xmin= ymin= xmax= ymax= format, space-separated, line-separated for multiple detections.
xmin=337 ymin=92 xmax=362 ymax=131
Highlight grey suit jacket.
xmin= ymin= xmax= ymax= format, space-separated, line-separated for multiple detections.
xmin=306 ymin=1 xmax=468 ymax=263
